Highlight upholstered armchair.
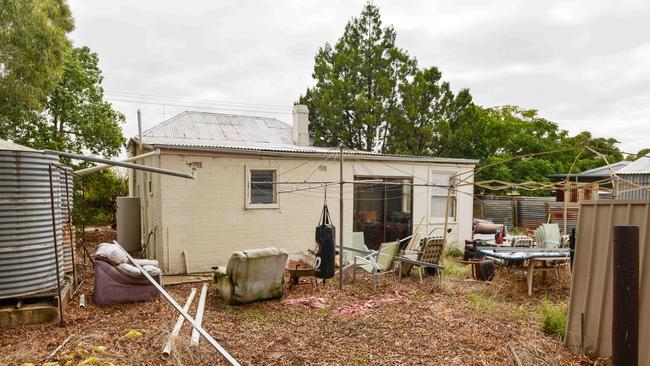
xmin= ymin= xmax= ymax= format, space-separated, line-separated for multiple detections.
xmin=213 ymin=247 xmax=288 ymax=305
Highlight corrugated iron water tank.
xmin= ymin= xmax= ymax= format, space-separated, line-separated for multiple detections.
xmin=0 ymin=141 xmax=65 ymax=299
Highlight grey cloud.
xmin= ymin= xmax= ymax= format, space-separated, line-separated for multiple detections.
xmin=68 ymin=0 xmax=650 ymax=155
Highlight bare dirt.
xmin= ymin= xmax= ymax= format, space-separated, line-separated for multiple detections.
xmin=0 ymin=228 xmax=596 ymax=366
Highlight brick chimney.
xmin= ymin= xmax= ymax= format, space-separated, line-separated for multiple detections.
xmin=292 ymin=104 xmax=310 ymax=146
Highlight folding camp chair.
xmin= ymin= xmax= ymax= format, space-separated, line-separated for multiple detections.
xmin=351 ymin=241 xmax=399 ymax=289
xmin=396 ymin=237 xmax=445 ymax=282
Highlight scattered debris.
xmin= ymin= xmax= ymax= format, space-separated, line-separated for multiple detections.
xmin=162 ymin=287 xmax=197 ymax=359
xmin=0 ymin=228 xmax=594 ymax=365
xmin=336 ymin=290 xmax=405 ymax=315
xmin=508 ymin=344 xmax=523 ymax=366
xmin=283 ymin=297 xmax=327 ymax=308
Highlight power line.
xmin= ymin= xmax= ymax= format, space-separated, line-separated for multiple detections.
xmin=104 ymin=90 xmax=289 ymax=110
xmin=105 ymin=97 xmax=291 ymax=115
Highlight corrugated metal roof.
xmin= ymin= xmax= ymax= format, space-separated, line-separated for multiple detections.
xmin=617 ymin=156 xmax=650 ymax=175
xmin=547 ymin=161 xmax=631 ymax=179
xmin=138 ymin=111 xmax=478 ymax=164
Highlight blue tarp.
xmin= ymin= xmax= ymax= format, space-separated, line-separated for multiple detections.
xmin=478 ymin=249 xmax=569 ymax=262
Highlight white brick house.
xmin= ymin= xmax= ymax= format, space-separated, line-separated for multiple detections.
xmin=127 ymin=106 xmax=476 ymax=273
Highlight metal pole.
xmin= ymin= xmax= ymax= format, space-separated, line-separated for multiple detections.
xmin=64 ymin=169 xmax=77 ymax=289
xmin=612 ymin=225 xmax=639 ymax=366
xmin=441 ymin=182 xmax=453 ymax=252
xmin=339 ymin=146 xmax=344 ymax=289
xmin=114 ymin=241 xmax=240 ymax=366
xmin=137 ymin=108 xmax=143 ymax=149
xmin=569 ymin=227 xmax=576 ymax=270
xmin=563 ymin=183 xmax=568 ymax=235
xmin=44 ymin=150 xmax=194 ymax=179
xmin=48 ymin=164 xmax=65 ymax=327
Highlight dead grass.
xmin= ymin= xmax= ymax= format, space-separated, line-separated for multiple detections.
xmin=0 ymin=228 xmax=594 ymax=366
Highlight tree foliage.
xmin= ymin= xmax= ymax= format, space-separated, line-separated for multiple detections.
xmin=473 ymin=106 xmax=622 ymax=194
xmin=39 ymin=46 xmax=125 ymax=157
xmin=626 ymin=148 xmax=650 ymax=161
xmin=299 ymin=3 xmax=625 ymax=195
xmin=1 ymin=1 xmax=126 ymax=223
xmin=74 ymin=169 xmax=128 ymax=226
xmin=0 ymin=0 xmax=74 ymax=131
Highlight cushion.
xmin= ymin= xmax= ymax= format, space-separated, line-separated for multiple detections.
xmin=95 ymin=242 xmax=128 ymax=265
xmin=116 ymin=263 xmax=162 ymax=279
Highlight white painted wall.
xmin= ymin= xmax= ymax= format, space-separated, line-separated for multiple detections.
xmin=138 ymin=150 xmax=474 ymax=273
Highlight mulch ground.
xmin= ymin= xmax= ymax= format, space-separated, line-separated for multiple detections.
xmin=0 ymin=228 xmax=597 ymax=366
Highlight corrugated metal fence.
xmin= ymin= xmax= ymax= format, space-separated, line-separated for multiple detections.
xmin=617 ymin=174 xmax=650 ymax=200
xmin=565 ymin=200 xmax=650 ymax=364
xmin=474 ymin=196 xmax=579 ymax=233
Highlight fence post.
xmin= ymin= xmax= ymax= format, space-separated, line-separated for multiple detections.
xmin=612 ymin=225 xmax=639 ymax=366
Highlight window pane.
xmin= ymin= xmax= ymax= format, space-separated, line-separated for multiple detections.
xmin=251 ymin=170 xmax=275 ymax=204
xmin=431 ymin=196 xmax=456 ymax=219
xmin=430 ymin=173 xmax=453 ymax=195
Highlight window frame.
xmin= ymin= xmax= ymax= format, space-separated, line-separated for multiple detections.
xmin=429 ymin=170 xmax=457 ymax=224
xmin=245 ymin=166 xmax=280 ymax=209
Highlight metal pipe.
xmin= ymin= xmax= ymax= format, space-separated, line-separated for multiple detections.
xmin=162 ymin=287 xmax=197 ymax=359
xmin=44 ymin=150 xmax=194 ymax=179
xmin=338 ymin=146 xmax=344 ymax=289
xmin=612 ymin=225 xmax=639 ymax=366
xmin=114 ymin=241 xmax=239 ymax=366
xmin=64 ymin=169 xmax=77 ymax=289
xmin=48 ymin=164 xmax=65 ymax=327
xmin=190 ymin=282 xmax=209 ymax=347
xmin=74 ymin=150 xmax=160 ymax=175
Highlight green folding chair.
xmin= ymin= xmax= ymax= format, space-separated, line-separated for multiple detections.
xmin=352 ymin=241 xmax=399 ymax=289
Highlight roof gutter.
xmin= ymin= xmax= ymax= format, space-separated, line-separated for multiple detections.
xmin=148 ymin=144 xmax=479 ymax=165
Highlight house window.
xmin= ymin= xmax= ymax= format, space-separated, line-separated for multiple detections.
xmin=430 ymin=172 xmax=456 ymax=222
xmin=247 ymin=168 xmax=279 ymax=208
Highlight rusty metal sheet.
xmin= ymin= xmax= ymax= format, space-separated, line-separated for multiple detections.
xmin=565 ymin=200 xmax=650 ymax=364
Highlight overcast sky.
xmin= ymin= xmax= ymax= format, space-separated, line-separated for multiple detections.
xmin=68 ymin=0 xmax=650 ymax=156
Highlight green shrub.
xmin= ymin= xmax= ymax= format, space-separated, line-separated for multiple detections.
xmin=441 ymin=257 xmax=471 ymax=278
xmin=538 ymin=299 xmax=567 ymax=338
xmin=445 ymin=246 xmax=464 ymax=258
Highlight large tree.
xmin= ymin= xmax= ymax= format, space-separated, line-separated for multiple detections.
xmin=0 ymin=0 xmax=74 ymax=133
xmin=299 ymin=3 xmax=628 ymax=196
xmin=39 ymin=46 xmax=125 ymax=157
xmin=300 ymin=3 xmax=411 ymax=151
xmin=299 ymin=3 xmax=475 ymax=155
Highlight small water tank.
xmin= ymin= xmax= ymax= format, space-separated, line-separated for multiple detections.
xmin=116 ymin=197 xmax=141 ymax=252
xmin=0 ymin=140 xmax=65 ymax=299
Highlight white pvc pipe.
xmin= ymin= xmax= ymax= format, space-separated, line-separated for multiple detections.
xmin=74 ymin=149 xmax=160 ymax=175
xmin=114 ymin=241 xmax=239 ymax=365
xmin=190 ymin=282 xmax=209 ymax=347
xmin=162 ymin=287 xmax=197 ymax=359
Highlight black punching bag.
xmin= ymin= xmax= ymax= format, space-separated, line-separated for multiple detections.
xmin=315 ymin=204 xmax=336 ymax=279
